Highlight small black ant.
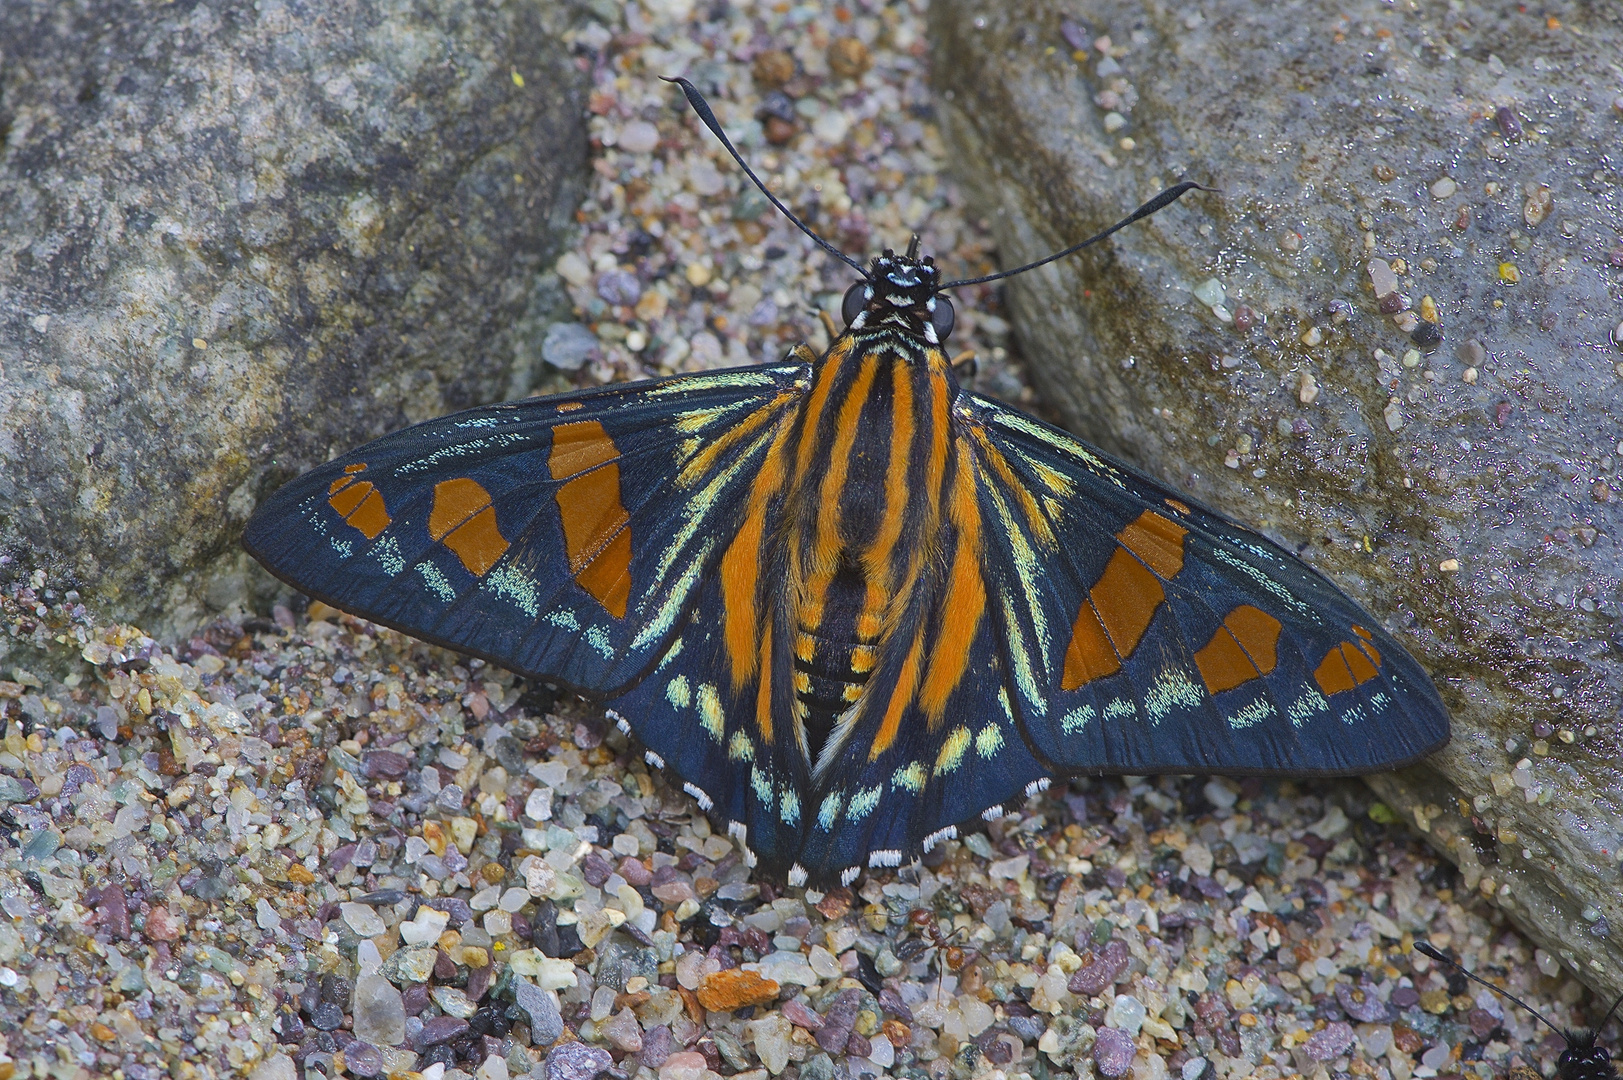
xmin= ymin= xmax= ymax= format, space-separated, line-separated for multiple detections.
xmin=1414 ymin=941 xmax=1623 ymax=1080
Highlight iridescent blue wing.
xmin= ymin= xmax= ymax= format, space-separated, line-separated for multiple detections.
xmin=964 ymin=394 xmax=1450 ymax=777
xmin=244 ymin=363 xmax=809 ymax=695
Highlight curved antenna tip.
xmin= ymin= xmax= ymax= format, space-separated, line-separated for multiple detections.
xmin=663 ymin=75 xmax=865 ymax=274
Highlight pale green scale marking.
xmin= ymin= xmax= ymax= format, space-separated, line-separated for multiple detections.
xmin=728 ymin=731 xmax=754 ymax=761
xmin=1144 ymin=668 xmax=1204 ymax=723
xmin=485 ymin=565 xmax=542 ymax=617
xmin=331 ymin=537 xmax=353 ymax=559
xmin=935 ymin=726 xmax=971 ymax=775
xmin=1213 ymin=549 xmax=1310 ymax=614
xmin=633 ymin=538 xmax=713 ymax=651
xmin=373 ymin=535 xmax=405 ymax=576
xmin=1103 ymin=697 xmax=1138 ymax=722
xmin=981 ymin=471 xmax=1048 ymax=716
xmin=1227 ymin=698 xmax=1274 ymax=729
xmin=419 ymin=562 xmax=455 ymax=602
xmin=975 ymin=724 xmax=1004 ymax=759
xmin=1286 ymin=689 xmax=1327 ymax=726
xmin=646 ymin=371 xmax=778 ymax=395
xmin=780 ymin=789 xmax=801 ymax=826
xmin=698 ymin=683 xmax=725 ymax=743
xmin=1061 ymin=704 xmax=1096 ymax=733
xmin=654 ymin=636 xmax=684 ymax=671
xmin=846 ymin=785 xmax=883 ymax=821
xmin=547 ymin=609 xmax=580 ymax=631
xmin=817 ymin=791 xmax=844 ymax=830
xmin=584 ymin=624 xmax=612 ymax=659
xmin=990 ymin=408 xmax=1123 ymax=487
xmin=892 ymin=761 xmax=926 ymax=793
xmin=751 ymin=764 xmax=773 ymax=805
xmin=666 ymin=675 xmax=691 ymax=710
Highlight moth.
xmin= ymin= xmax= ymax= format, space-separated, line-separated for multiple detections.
xmin=245 ymin=77 xmax=1450 ymax=888
xmin=1414 ymin=942 xmax=1621 ymax=1080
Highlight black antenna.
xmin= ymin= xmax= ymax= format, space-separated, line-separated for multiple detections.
xmin=664 ymin=76 xmax=866 ymax=274
xmin=1414 ymin=941 xmax=1574 ymax=1042
xmin=939 ymin=181 xmax=1213 ymax=289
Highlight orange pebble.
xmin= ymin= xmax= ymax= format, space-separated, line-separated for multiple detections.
xmin=695 ymin=969 xmax=781 ymax=1011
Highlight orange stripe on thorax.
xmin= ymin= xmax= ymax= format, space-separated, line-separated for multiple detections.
xmin=795 ymin=352 xmax=879 ymax=637
xmin=858 ymin=359 xmax=916 ymax=637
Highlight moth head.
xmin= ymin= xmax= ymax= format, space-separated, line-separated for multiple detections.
xmin=841 ymin=236 xmax=956 ymax=343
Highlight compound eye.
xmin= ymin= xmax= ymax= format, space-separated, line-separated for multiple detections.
xmin=841 ymin=281 xmax=867 ymax=326
xmin=930 ymin=295 xmax=956 ymax=341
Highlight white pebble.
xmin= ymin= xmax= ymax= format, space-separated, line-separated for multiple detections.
xmin=1430 ymin=177 xmax=1457 ymax=199
xmin=617 ymin=120 xmax=660 ymax=154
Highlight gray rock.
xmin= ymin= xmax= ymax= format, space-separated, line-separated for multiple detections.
xmin=0 ymin=0 xmax=587 ymax=640
xmin=933 ymin=0 xmax=1623 ymax=995
xmin=514 ymin=979 xmax=564 ymax=1046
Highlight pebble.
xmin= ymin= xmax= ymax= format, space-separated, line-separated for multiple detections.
xmin=344 ymin=1041 xmax=385 ymax=1078
xmin=341 ymin=901 xmax=388 ymax=937
xmin=1429 ymin=177 xmax=1457 ymax=199
xmin=545 ymin=1041 xmax=613 ymax=1080
xmin=1095 ymin=1026 xmax=1138 ymax=1078
xmin=415 ymin=1014 xmax=469 ymax=1048
xmin=617 ymin=120 xmax=660 ymax=155
xmin=1070 ymin=940 xmax=1132 ymax=996
xmin=1367 ymin=258 xmax=1399 ymax=298
xmin=1192 ymin=278 xmax=1225 ymax=307
xmin=515 ymin=980 xmax=564 ymax=1045
xmin=658 ymin=1051 xmax=709 ymax=1080
xmin=697 ymin=968 xmax=781 ymax=1011
xmin=601 ymin=1007 xmax=645 ymax=1052
xmin=542 ymin=322 xmax=599 ymax=371
xmin=352 ymin=975 xmax=407 ymax=1047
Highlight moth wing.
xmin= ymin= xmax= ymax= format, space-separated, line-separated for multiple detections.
xmin=244 ymin=363 xmax=809 ymax=695
xmin=966 ymin=395 xmax=1450 ymax=776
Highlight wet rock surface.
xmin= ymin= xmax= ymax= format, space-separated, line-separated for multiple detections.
xmin=933 ymin=0 xmax=1623 ymax=994
xmin=0 ymin=0 xmax=587 ymax=642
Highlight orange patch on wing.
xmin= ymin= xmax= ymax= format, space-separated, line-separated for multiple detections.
xmin=574 ymin=528 xmax=631 ymax=618
xmin=1062 ymin=542 xmax=1171 ymax=690
xmin=918 ymin=449 xmax=986 ymax=722
xmin=555 ymin=463 xmax=631 ymax=615
xmin=1193 ymin=605 xmax=1283 ymax=694
xmin=556 ymin=401 xmax=583 ymax=412
xmin=1091 ymin=550 xmax=1164 ymax=660
xmin=429 ymin=478 xmax=509 ymax=577
xmin=1313 ymin=640 xmax=1381 ymax=696
xmin=549 ymin=420 xmax=620 ymax=480
xmin=546 ymin=420 xmax=632 ymax=616
xmin=1062 ymin=603 xmax=1120 ymax=690
xmin=1117 ymin=510 xmax=1188 ymax=579
xmin=327 ymin=471 xmax=392 ymax=540
xmin=1164 ymin=498 xmax=1192 ymax=515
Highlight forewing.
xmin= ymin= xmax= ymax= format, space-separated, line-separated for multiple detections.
xmin=243 ymin=364 xmax=809 ymax=695
xmin=965 ymin=395 xmax=1450 ymax=776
